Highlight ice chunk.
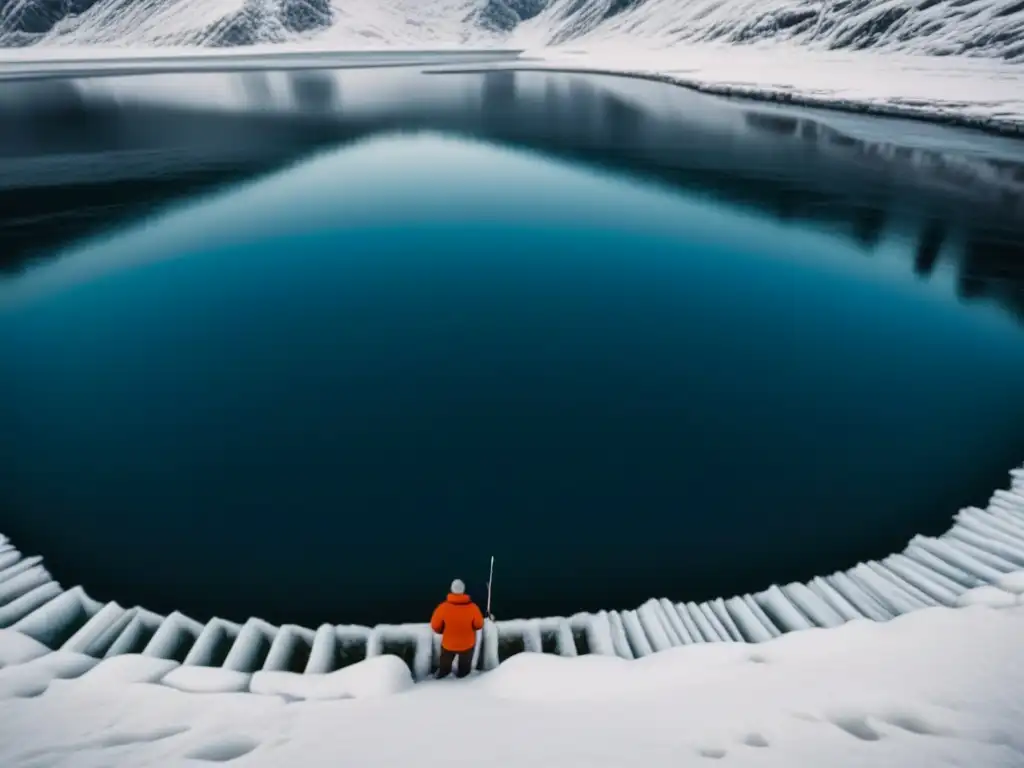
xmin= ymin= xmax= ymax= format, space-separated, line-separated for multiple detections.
xmin=740 ymin=595 xmax=782 ymax=637
xmin=880 ymin=556 xmax=958 ymax=606
xmin=722 ymin=597 xmax=773 ymax=643
xmin=183 ymin=618 xmax=239 ymax=667
xmin=0 ymin=555 xmax=44 ymax=587
xmin=685 ymin=601 xmax=720 ymax=640
xmin=940 ymin=535 xmax=1021 ymax=573
xmin=143 ymin=611 xmax=204 ymax=661
xmin=807 ymin=577 xmax=866 ymax=621
xmin=780 ymin=583 xmax=845 ymax=628
xmin=988 ymin=507 xmax=1024 ymax=536
xmin=262 ymin=624 xmax=315 ymax=673
xmin=863 ymin=563 xmax=937 ymax=607
xmin=0 ymin=552 xmax=27 ymax=581
xmin=672 ymin=601 xmax=706 ymax=643
xmin=334 ymin=625 xmax=371 ymax=671
xmin=620 ymin=610 xmax=654 ymax=656
xmin=952 ymin=512 xmax=1024 ymax=554
xmin=0 ymin=583 xmax=63 ymax=629
xmin=0 ymin=566 xmax=52 ymax=607
xmin=575 ymin=613 xmax=615 ymax=657
xmin=904 ymin=544 xmax=983 ymax=588
xmin=223 ymin=618 xmax=276 ymax=673
xmin=652 ymin=599 xmax=688 ymax=645
xmin=520 ymin=619 xmax=543 ymax=654
xmin=480 ymin=619 xmax=501 ymax=670
xmin=992 ymin=490 xmax=1024 ymax=514
xmin=1012 ymin=468 xmax=1024 ymax=493
xmin=755 ymin=585 xmax=813 ymax=632
xmin=305 ymin=624 xmax=340 ymax=674
xmin=63 ymin=602 xmax=129 ymax=656
xmin=911 ymin=537 xmax=1003 ymax=583
xmin=10 ymin=586 xmax=97 ymax=647
xmin=697 ymin=602 xmax=734 ymax=641
xmin=956 ymin=508 xmax=1024 ymax=548
xmin=549 ymin=618 xmax=577 ymax=657
xmin=636 ymin=600 xmax=676 ymax=651
xmin=104 ymin=611 xmax=151 ymax=657
xmin=604 ymin=611 xmax=634 ymax=659
xmin=709 ymin=598 xmax=745 ymax=641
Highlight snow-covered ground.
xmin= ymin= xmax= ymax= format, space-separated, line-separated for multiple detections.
xmin=525 ymin=43 xmax=1024 ymax=134
xmin=1 ymin=596 xmax=1023 ymax=768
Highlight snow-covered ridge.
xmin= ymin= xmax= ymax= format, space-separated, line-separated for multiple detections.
xmin=1 ymin=465 xmax=1022 ymax=681
xmin=1 ymin=0 xmax=1022 ymax=61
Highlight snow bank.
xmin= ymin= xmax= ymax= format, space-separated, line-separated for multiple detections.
xmin=0 ymin=651 xmax=98 ymax=699
xmin=480 ymin=606 xmax=1024 ymax=704
xmin=79 ymin=655 xmax=181 ymax=686
xmin=996 ymin=571 xmax=1024 ymax=595
xmin=0 ymin=630 xmax=49 ymax=668
xmin=161 ymin=665 xmax=251 ymax=694
xmin=250 ymin=655 xmax=414 ymax=700
xmin=0 ymin=604 xmax=1021 ymax=768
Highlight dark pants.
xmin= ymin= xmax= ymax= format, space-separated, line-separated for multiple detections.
xmin=436 ymin=646 xmax=474 ymax=679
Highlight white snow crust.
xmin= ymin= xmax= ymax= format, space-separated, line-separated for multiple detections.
xmin=1 ymin=603 xmax=1022 ymax=767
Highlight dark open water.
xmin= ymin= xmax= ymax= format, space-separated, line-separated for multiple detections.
xmin=1 ymin=67 xmax=1023 ymax=627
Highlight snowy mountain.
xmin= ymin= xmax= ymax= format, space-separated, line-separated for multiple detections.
xmin=1 ymin=0 xmax=1022 ymax=60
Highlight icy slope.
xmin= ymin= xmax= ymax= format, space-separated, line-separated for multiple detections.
xmin=1 ymin=0 xmax=1022 ymax=60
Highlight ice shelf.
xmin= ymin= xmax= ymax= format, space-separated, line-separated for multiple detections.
xmin=1 ymin=463 xmax=1022 ymax=678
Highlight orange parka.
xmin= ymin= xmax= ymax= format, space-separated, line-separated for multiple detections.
xmin=430 ymin=593 xmax=485 ymax=652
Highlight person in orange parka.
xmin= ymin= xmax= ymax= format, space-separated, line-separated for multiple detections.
xmin=430 ymin=578 xmax=485 ymax=679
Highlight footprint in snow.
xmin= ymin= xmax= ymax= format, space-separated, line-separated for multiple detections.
xmin=698 ymin=747 xmax=728 ymax=759
xmin=185 ymin=735 xmax=260 ymax=762
xmin=741 ymin=732 xmax=770 ymax=748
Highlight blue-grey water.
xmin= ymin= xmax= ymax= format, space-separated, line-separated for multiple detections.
xmin=1 ymin=67 xmax=1023 ymax=628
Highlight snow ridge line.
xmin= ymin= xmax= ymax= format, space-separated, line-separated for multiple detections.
xmin=0 ymin=464 xmax=1022 ymax=679
xmin=3 ymin=0 xmax=1023 ymax=62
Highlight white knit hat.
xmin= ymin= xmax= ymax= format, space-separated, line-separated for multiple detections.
xmin=450 ymin=579 xmax=465 ymax=595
